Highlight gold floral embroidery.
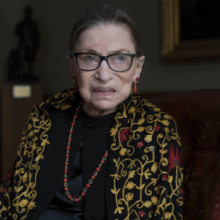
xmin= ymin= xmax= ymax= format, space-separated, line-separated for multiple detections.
xmin=8 ymin=104 xmax=52 ymax=220
xmin=126 ymin=182 xmax=136 ymax=190
xmin=151 ymin=163 xmax=158 ymax=173
xmin=0 ymin=89 xmax=183 ymax=219
xmin=144 ymin=200 xmax=152 ymax=208
xmin=164 ymin=212 xmax=172 ymax=219
xmin=126 ymin=192 xmax=134 ymax=202
xmin=151 ymin=196 xmax=158 ymax=205
xmin=1 ymin=88 xmax=79 ymax=218
xmin=145 ymin=135 xmax=152 ymax=143
xmin=109 ymin=95 xmax=183 ymax=219
xmin=119 ymin=148 xmax=127 ymax=156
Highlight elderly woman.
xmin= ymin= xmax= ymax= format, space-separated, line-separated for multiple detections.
xmin=0 ymin=4 xmax=183 ymax=220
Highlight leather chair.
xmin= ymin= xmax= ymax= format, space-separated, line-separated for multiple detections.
xmin=141 ymin=89 xmax=220 ymax=220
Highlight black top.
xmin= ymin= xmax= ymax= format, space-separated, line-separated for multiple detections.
xmin=38 ymin=107 xmax=115 ymax=220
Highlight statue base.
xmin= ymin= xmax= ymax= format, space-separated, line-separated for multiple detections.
xmin=7 ymin=73 xmax=40 ymax=83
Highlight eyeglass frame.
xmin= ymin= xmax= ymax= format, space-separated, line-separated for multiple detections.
xmin=70 ymin=52 xmax=136 ymax=72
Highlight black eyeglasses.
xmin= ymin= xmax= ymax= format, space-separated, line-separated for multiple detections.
xmin=72 ymin=53 xmax=136 ymax=72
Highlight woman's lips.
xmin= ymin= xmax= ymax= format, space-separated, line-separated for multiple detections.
xmin=94 ymin=91 xmax=116 ymax=96
xmin=93 ymin=87 xmax=115 ymax=92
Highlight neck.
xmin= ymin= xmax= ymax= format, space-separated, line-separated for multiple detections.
xmin=82 ymin=103 xmax=116 ymax=117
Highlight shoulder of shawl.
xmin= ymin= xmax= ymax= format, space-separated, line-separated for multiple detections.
xmin=126 ymin=94 xmax=176 ymax=134
xmin=38 ymin=88 xmax=80 ymax=111
xmin=128 ymin=94 xmax=172 ymax=119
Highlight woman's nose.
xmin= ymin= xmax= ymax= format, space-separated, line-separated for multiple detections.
xmin=99 ymin=59 xmax=110 ymax=69
xmin=96 ymin=60 xmax=113 ymax=80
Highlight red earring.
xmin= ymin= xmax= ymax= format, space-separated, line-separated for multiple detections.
xmin=133 ymin=77 xmax=139 ymax=94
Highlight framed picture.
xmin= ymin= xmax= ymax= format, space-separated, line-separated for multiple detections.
xmin=161 ymin=0 xmax=220 ymax=63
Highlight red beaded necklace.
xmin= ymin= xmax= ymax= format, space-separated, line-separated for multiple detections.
xmin=63 ymin=100 xmax=109 ymax=202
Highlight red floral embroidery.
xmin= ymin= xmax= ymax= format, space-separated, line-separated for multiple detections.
xmin=2 ymin=168 xmax=14 ymax=184
xmin=162 ymin=175 xmax=168 ymax=181
xmin=138 ymin=210 xmax=146 ymax=217
xmin=1 ymin=188 xmax=6 ymax=193
xmin=120 ymin=129 xmax=131 ymax=143
xmin=180 ymin=187 xmax=184 ymax=196
xmin=168 ymin=144 xmax=182 ymax=172
xmin=154 ymin=125 xmax=161 ymax=131
xmin=137 ymin=142 xmax=143 ymax=148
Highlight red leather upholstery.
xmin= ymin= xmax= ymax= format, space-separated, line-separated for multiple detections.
xmin=141 ymin=89 xmax=220 ymax=220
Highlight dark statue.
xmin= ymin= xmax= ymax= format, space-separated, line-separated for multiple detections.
xmin=7 ymin=6 xmax=40 ymax=82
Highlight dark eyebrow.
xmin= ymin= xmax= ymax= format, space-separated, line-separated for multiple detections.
xmin=79 ymin=48 xmax=131 ymax=54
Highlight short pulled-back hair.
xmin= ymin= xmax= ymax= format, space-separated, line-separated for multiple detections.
xmin=68 ymin=4 xmax=142 ymax=57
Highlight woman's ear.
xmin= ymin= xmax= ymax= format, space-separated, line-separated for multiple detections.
xmin=133 ymin=55 xmax=145 ymax=81
xmin=135 ymin=55 xmax=145 ymax=74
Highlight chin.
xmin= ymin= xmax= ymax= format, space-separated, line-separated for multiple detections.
xmin=94 ymin=102 xmax=117 ymax=112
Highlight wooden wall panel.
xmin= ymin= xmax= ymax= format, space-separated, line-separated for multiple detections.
xmin=0 ymin=84 xmax=42 ymax=179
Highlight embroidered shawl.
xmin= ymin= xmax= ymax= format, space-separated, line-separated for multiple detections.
xmin=0 ymin=88 xmax=183 ymax=220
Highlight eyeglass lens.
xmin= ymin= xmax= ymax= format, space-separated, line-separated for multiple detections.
xmin=77 ymin=54 xmax=132 ymax=71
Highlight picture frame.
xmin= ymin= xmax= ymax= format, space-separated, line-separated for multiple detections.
xmin=161 ymin=0 xmax=220 ymax=63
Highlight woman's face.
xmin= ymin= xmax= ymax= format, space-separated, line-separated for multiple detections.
xmin=67 ymin=24 xmax=145 ymax=116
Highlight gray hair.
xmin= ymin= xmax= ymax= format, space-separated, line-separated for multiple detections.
xmin=67 ymin=4 xmax=143 ymax=57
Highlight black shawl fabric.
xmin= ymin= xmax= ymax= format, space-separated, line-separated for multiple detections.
xmin=38 ymin=105 xmax=115 ymax=220
xmin=0 ymin=88 xmax=183 ymax=220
